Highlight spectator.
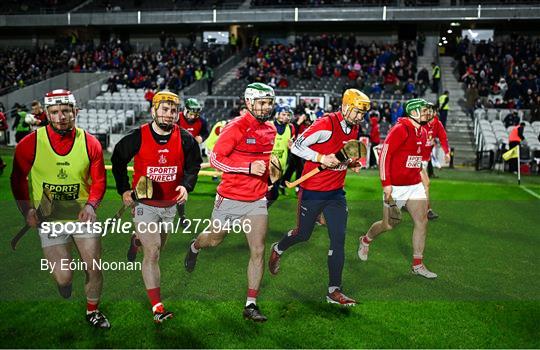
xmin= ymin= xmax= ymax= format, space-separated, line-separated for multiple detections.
xmin=30 ymin=100 xmax=48 ymax=127
xmin=205 ymin=66 xmax=214 ymax=95
xmin=503 ymin=110 xmax=521 ymax=128
xmin=438 ymin=90 xmax=450 ymax=127
xmin=530 ymin=95 xmax=540 ymax=123
xmin=11 ymin=104 xmax=31 ymax=143
xmin=431 ymin=62 xmax=441 ymax=93
xmin=368 ymin=112 xmax=380 ymax=168
xmin=0 ymin=104 xmax=8 ymax=148
xmin=465 ymin=82 xmax=479 ymax=116
xmin=417 ymin=67 xmax=429 ymax=96
xmin=391 ymin=101 xmax=403 ymax=125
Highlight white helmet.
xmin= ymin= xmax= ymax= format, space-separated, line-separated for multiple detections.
xmin=244 ymin=83 xmax=275 ymax=121
xmin=44 ymin=89 xmax=77 ymax=135
xmin=44 ymin=89 xmax=77 ymax=108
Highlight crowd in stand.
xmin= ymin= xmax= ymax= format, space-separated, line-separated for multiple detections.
xmin=250 ymin=0 xmax=394 ymax=7
xmin=0 ymin=35 xmax=224 ymax=95
xmin=237 ymin=34 xmax=429 ymax=97
xmin=456 ymin=35 xmax=540 ymax=119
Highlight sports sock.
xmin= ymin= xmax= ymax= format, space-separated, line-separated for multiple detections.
xmin=274 ymin=243 xmax=283 ymax=255
xmin=191 ymin=241 xmax=199 ymax=253
xmin=86 ymin=299 xmax=99 ymax=314
xmin=328 ymin=286 xmax=339 ymax=294
xmin=246 ymin=288 xmax=258 ymax=306
xmin=362 ymin=235 xmax=372 ymax=245
xmin=413 ymin=255 xmax=423 ymax=267
xmin=147 ymin=287 xmax=161 ymax=310
xmin=152 ymin=302 xmax=164 ymax=313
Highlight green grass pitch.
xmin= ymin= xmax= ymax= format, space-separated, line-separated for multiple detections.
xmin=0 ymin=148 xmax=539 ymax=348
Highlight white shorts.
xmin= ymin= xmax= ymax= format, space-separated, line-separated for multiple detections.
xmin=38 ymin=222 xmax=100 ymax=248
xmin=211 ymin=194 xmax=267 ymax=226
xmin=133 ymin=202 xmax=176 ymax=234
xmin=385 ymin=183 xmax=427 ymax=209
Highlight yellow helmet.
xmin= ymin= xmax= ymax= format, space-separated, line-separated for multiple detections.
xmin=151 ymin=91 xmax=180 ymax=131
xmin=342 ymin=88 xmax=371 ymax=115
xmin=152 ymin=91 xmax=180 ymax=111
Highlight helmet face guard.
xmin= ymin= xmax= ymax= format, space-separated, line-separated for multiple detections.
xmin=44 ymin=89 xmax=77 ymax=135
xmin=276 ymin=106 xmax=293 ymax=123
xmin=184 ymin=98 xmax=202 ymax=123
xmin=244 ymin=83 xmax=275 ymax=121
xmin=342 ymin=88 xmax=371 ymax=126
xmin=405 ymin=98 xmax=429 ymax=126
xmin=152 ymin=91 xmax=180 ymax=131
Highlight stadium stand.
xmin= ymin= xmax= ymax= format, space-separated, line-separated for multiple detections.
xmin=221 ymin=36 xmax=421 ymax=100
xmin=0 ymin=40 xmax=226 ymax=96
xmin=76 ymin=0 xmax=243 ymax=12
xmin=0 ymin=0 xmax=86 ymax=14
xmin=456 ymin=36 xmax=539 ymax=111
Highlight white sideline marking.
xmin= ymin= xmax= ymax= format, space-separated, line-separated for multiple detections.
xmin=520 ymin=186 xmax=540 ymax=199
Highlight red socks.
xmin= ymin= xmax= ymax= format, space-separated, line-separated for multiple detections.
xmin=362 ymin=235 xmax=372 ymax=245
xmin=246 ymin=288 xmax=258 ymax=306
xmin=147 ymin=287 xmax=161 ymax=311
xmin=87 ymin=299 xmax=98 ymax=313
xmin=413 ymin=255 xmax=423 ymax=267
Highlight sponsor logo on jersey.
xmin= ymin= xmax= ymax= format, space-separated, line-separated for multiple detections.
xmin=406 ymin=156 xmax=423 ymax=168
xmin=246 ymin=138 xmax=256 ymax=144
xmin=43 ymin=183 xmax=80 ymax=200
xmin=146 ymin=166 xmax=178 ymax=182
xmin=158 ymin=154 xmax=167 ymax=164
xmin=57 ymin=168 xmax=68 ymax=179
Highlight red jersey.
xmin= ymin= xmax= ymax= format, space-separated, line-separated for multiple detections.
xmin=133 ymin=123 xmax=184 ymax=207
xmin=379 ymin=118 xmax=426 ymax=187
xmin=209 ymin=111 xmax=276 ymax=201
xmin=421 ymin=116 xmax=449 ymax=161
xmin=11 ymin=125 xmax=106 ymax=214
xmin=296 ymin=112 xmax=359 ymax=192
xmin=369 ymin=116 xmax=381 ymax=144
xmin=178 ymin=112 xmax=203 ymax=137
xmin=0 ymin=112 xmax=7 ymax=130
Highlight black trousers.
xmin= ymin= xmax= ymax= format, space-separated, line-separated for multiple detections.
xmin=276 ymin=188 xmax=348 ymax=288
xmin=508 ymin=141 xmax=520 ymax=172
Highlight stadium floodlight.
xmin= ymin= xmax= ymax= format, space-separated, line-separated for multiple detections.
xmin=439 ymin=43 xmax=443 ymax=46
xmin=447 ymin=29 xmax=453 ymax=34
xmin=442 ymin=37 xmax=447 ymax=41
xmin=451 ymin=22 xmax=461 ymax=26
xmin=443 ymin=40 xmax=448 ymax=44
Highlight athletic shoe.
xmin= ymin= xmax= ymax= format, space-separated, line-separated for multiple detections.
xmin=86 ymin=310 xmax=111 ymax=329
xmin=153 ymin=305 xmax=174 ymax=324
xmin=412 ymin=264 xmax=438 ymax=279
xmin=243 ymin=303 xmax=267 ymax=322
xmin=326 ymin=289 xmax=357 ymax=306
xmin=127 ymin=234 xmax=141 ymax=262
xmin=184 ymin=239 xmax=199 ymax=272
xmin=427 ymin=209 xmax=439 ymax=220
xmin=357 ymin=235 xmax=370 ymax=261
xmin=268 ymin=242 xmax=281 ymax=275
